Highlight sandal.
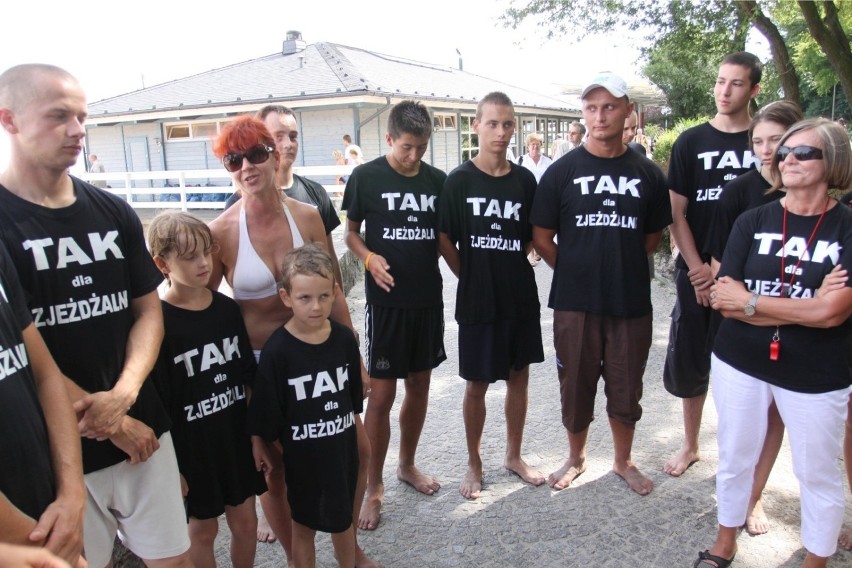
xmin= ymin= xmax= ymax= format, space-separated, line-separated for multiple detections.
xmin=693 ymin=549 xmax=735 ymax=568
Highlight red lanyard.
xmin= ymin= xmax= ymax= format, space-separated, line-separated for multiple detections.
xmin=779 ymin=197 xmax=829 ymax=298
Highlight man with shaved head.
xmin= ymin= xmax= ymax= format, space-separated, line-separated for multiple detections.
xmin=0 ymin=64 xmax=191 ymax=568
xmin=531 ymin=74 xmax=671 ymax=496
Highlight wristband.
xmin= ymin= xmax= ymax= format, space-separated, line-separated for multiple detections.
xmin=365 ymin=252 xmax=375 ymax=271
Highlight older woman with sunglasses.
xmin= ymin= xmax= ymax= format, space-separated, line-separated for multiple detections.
xmin=705 ymin=100 xmax=804 ymax=537
xmin=694 ymin=118 xmax=852 ymax=568
xmin=207 ymin=116 xmax=357 ymax=565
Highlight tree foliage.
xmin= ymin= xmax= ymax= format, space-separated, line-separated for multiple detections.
xmin=642 ymin=32 xmax=723 ymax=120
xmin=503 ymin=0 xmax=852 ymax=120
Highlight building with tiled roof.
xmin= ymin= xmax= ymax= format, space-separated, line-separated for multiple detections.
xmin=84 ymin=32 xmax=579 ymax=185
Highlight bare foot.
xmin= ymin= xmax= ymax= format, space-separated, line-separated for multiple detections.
xmin=548 ymin=458 xmax=586 ymax=490
xmin=358 ymin=484 xmax=384 ymax=531
xmin=355 ymin=545 xmax=383 ymax=568
xmin=613 ymin=462 xmax=653 ymax=495
xmin=505 ymin=457 xmax=546 ymax=486
xmin=664 ymin=446 xmax=699 ymax=477
xmin=459 ymin=465 xmax=483 ymax=500
xmin=256 ymin=513 xmax=276 ymax=543
xmin=839 ymin=524 xmax=852 ymax=551
xmin=397 ymin=464 xmax=440 ymax=495
xmin=746 ymin=499 xmax=769 ymax=535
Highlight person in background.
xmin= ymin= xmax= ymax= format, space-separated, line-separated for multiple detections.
xmin=623 ymin=111 xmax=646 ymax=157
xmin=343 ymin=134 xmax=362 ymax=164
xmin=517 ymin=133 xmax=552 ymax=183
xmin=88 ymin=153 xmax=107 ymax=188
xmin=348 ymin=146 xmax=365 ymax=166
xmin=567 ymin=121 xmax=586 ymax=151
xmin=517 ymin=132 xmax=552 ymax=266
xmin=551 ymin=133 xmax=571 ymax=160
xmin=334 ymin=149 xmax=348 ymax=185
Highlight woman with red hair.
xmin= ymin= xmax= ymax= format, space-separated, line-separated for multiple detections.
xmin=207 ymin=115 xmax=360 ymax=565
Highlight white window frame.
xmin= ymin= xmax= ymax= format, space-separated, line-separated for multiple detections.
xmin=433 ymin=113 xmax=458 ymax=131
xmin=164 ymin=119 xmax=229 ymax=141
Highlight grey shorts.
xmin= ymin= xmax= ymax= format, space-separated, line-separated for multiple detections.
xmin=83 ymin=432 xmax=190 ymax=566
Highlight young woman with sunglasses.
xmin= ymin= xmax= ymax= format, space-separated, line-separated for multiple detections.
xmin=693 ymin=118 xmax=852 ymax=568
xmin=206 ymin=116 xmax=352 ymax=565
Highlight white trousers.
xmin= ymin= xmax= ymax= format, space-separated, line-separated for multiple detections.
xmin=711 ymin=355 xmax=849 ymax=558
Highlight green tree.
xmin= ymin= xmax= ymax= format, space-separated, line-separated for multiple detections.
xmin=503 ymin=0 xmax=852 ymax=117
xmin=797 ymin=1 xmax=852 ymax=107
xmin=640 ymin=4 xmax=749 ymax=121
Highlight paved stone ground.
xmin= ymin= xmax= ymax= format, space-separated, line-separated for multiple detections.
xmin=124 ymin=213 xmax=852 ymax=567
xmin=216 ymin=257 xmax=852 ymax=568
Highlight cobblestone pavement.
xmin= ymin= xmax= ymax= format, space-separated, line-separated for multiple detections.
xmin=232 ymin=257 xmax=852 ymax=568
xmin=128 ymin=214 xmax=852 ymax=567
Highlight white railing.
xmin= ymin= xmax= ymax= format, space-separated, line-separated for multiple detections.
xmin=80 ymin=165 xmax=354 ymax=211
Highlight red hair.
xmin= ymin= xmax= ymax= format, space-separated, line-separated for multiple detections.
xmin=213 ymin=115 xmax=274 ymax=158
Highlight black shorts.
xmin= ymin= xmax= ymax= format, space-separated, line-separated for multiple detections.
xmin=177 ymin=421 xmax=267 ymax=520
xmin=663 ymin=267 xmax=714 ymax=398
xmin=364 ymin=304 xmax=446 ymax=379
xmin=458 ymin=318 xmax=544 ymax=382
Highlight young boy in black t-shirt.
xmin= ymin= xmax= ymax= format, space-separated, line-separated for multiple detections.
xmin=147 ymin=211 xmax=265 ymax=567
xmin=438 ymin=92 xmax=546 ymax=500
xmin=248 ymin=244 xmax=365 ymax=568
xmin=663 ymin=52 xmax=763 ymax=478
xmin=343 ymin=100 xmax=446 ymax=530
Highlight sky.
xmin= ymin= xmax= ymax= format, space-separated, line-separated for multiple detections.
xmin=0 ymin=0 xmax=646 ymax=169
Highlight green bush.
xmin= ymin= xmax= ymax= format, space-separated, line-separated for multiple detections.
xmin=642 ymin=123 xmax=663 ymax=142
xmin=651 ymin=116 xmax=710 ymax=175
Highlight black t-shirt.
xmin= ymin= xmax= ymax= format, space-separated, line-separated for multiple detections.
xmin=248 ymin=320 xmax=362 ymax=532
xmin=287 ymin=175 xmax=341 ymax=235
xmin=531 ymin=147 xmax=672 ymax=317
xmin=841 ymin=192 xmax=852 ymax=207
xmin=669 ymin=122 xmax=759 ymax=269
xmin=714 ymin=201 xmax=852 ymax=393
xmin=0 ymin=178 xmax=170 ymax=473
xmin=343 ymin=157 xmax=446 ymax=308
xmin=0 ymin=244 xmax=56 ymax=520
xmin=439 ymin=161 xmax=540 ymax=323
xmin=224 ymin=175 xmax=341 ymax=235
xmin=627 ymin=142 xmax=647 ymax=157
xmin=153 ymin=292 xmax=257 ymax=481
xmin=706 ymin=169 xmax=781 ymax=261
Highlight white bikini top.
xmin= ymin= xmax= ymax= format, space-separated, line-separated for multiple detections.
xmin=232 ymin=202 xmax=304 ymax=301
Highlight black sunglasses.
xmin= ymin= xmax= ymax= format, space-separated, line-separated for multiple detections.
xmin=776 ymin=145 xmax=823 ymax=162
xmin=222 ymin=144 xmax=274 ymax=172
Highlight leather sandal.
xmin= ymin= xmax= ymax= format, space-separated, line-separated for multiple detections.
xmin=693 ymin=549 xmax=735 ymax=568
